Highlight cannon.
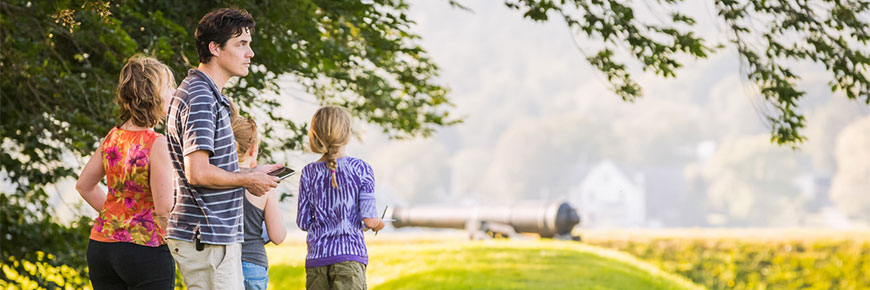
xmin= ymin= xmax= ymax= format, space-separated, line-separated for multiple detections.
xmin=390 ymin=201 xmax=581 ymax=240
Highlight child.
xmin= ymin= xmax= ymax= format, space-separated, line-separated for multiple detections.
xmin=231 ymin=114 xmax=287 ymax=290
xmin=76 ymin=55 xmax=176 ymax=289
xmin=297 ymin=106 xmax=385 ymax=290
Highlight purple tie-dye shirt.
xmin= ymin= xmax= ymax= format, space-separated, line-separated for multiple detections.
xmin=297 ymin=156 xmax=378 ymax=268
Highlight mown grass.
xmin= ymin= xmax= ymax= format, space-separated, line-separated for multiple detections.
xmin=267 ymin=236 xmax=700 ymax=290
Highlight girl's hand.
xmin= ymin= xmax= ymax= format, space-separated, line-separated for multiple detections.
xmin=373 ymin=220 xmax=386 ymax=232
xmin=363 ymin=218 xmax=385 ymax=232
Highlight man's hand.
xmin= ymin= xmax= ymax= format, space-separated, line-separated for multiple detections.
xmin=245 ymin=170 xmax=279 ymax=197
xmin=243 ymin=163 xmax=284 ymax=196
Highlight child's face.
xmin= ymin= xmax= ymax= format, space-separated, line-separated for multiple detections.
xmin=240 ymin=140 xmax=259 ymax=167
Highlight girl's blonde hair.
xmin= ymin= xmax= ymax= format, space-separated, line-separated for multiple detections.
xmin=308 ymin=106 xmax=351 ymax=188
xmin=231 ymin=114 xmax=259 ymax=163
xmin=116 ymin=54 xmax=175 ymax=128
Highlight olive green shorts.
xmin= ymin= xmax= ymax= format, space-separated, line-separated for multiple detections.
xmin=306 ymin=261 xmax=367 ymax=290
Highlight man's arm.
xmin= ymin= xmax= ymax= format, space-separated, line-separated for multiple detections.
xmin=184 ymin=150 xmax=282 ymax=196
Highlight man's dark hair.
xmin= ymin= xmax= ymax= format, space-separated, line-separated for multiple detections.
xmin=195 ymin=8 xmax=255 ymax=64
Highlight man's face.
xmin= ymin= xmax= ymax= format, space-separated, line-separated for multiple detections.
xmin=214 ymin=28 xmax=254 ymax=77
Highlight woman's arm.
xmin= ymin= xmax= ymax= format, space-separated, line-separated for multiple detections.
xmin=264 ymin=191 xmax=287 ymax=244
xmin=76 ymin=144 xmax=107 ymax=212
xmin=149 ymin=136 xmax=173 ymax=230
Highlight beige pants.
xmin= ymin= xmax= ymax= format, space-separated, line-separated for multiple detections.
xmin=167 ymin=239 xmax=243 ymax=290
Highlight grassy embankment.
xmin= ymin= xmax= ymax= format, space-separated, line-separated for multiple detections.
xmin=267 ymin=233 xmax=701 ymax=290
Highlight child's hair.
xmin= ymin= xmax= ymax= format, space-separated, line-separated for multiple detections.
xmin=195 ymin=8 xmax=255 ymax=64
xmin=116 ymin=54 xmax=175 ymax=128
xmin=308 ymin=106 xmax=351 ymax=188
xmin=231 ymin=114 xmax=259 ymax=162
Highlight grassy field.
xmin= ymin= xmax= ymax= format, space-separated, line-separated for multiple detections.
xmin=266 ymin=234 xmax=700 ymax=290
xmin=580 ymin=229 xmax=870 ymax=290
xmin=9 ymin=229 xmax=866 ymax=289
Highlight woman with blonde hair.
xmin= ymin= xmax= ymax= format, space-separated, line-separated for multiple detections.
xmin=296 ymin=106 xmax=384 ymax=290
xmin=76 ymin=55 xmax=176 ymax=289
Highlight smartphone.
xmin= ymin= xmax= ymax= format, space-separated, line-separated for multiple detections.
xmin=268 ymin=166 xmax=296 ymax=180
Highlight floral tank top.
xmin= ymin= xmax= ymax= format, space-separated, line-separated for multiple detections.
xmin=89 ymin=127 xmax=166 ymax=247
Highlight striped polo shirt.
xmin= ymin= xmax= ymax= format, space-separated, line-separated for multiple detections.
xmin=296 ymin=156 xmax=379 ymax=268
xmin=165 ymin=69 xmax=244 ymax=245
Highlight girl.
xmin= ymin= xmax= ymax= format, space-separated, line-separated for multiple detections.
xmin=230 ymin=114 xmax=287 ymax=290
xmin=76 ymin=55 xmax=176 ymax=289
xmin=297 ymin=106 xmax=384 ymax=290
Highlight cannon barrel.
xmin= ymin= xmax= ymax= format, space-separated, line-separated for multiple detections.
xmin=391 ymin=201 xmax=580 ymax=237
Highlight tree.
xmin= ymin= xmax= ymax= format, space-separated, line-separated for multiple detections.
xmin=1 ymin=0 xmax=458 ymax=287
xmin=829 ymin=116 xmax=870 ymax=222
xmin=500 ymin=0 xmax=869 ymax=145
xmin=700 ymin=135 xmax=812 ymax=226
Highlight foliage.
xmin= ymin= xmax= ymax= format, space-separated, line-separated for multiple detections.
xmin=502 ymin=0 xmax=870 ymax=145
xmin=700 ymin=135 xmax=810 ymax=226
xmin=1 ymin=0 xmax=457 ymax=287
xmin=266 ymin=239 xmax=700 ymax=289
xmin=1 ymin=252 xmax=90 ymax=290
xmin=0 ymin=194 xmax=91 ymax=289
xmin=588 ymin=235 xmax=870 ymax=290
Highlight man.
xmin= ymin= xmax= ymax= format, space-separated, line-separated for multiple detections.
xmin=165 ymin=8 xmax=281 ymax=289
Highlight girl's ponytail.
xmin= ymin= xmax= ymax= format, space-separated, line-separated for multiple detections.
xmin=325 ymin=145 xmax=340 ymax=188
xmin=308 ymin=106 xmax=352 ymax=188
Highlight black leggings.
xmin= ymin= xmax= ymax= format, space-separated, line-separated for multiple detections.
xmin=87 ymin=239 xmax=175 ymax=290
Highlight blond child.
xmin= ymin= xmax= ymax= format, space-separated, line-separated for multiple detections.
xmin=296 ymin=106 xmax=384 ymax=290
xmin=230 ymin=115 xmax=287 ymax=290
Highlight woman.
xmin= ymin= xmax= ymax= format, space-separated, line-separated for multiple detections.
xmin=76 ymin=55 xmax=176 ymax=289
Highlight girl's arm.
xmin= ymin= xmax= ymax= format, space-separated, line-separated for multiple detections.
xmin=264 ymin=191 xmax=287 ymax=244
xmin=76 ymin=143 xmax=107 ymax=212
xmin=360 ymin=163 xmax=384 ymax=231
xmin=149 ymin=136 xmax=173 ymax=230
xmin=296 ymin=173 xmax=311 ymax=231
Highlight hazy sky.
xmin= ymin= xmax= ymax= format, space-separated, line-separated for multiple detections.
xmin=334 ymin=1 xmax=866 ymax=227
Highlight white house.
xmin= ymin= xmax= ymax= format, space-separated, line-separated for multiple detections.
xmin=569 ymin=160 xmax=646 ymax=228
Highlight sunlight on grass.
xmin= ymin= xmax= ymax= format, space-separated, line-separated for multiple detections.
xmin=580 ymin=229 xmax=870 ymax=290
xmin=267 ymin=235 xmax=701 ymax=289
